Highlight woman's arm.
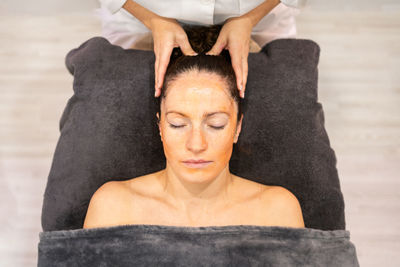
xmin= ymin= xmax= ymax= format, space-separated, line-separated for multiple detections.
xmin=83 ymin=181 xmax=129 ymax=229
xmin=260 ymin=186 xmax=305 ymax=228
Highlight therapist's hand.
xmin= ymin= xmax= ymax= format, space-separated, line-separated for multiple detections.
xmin=206 ymin=16 xmax=253 ymax=98
xmin=149 ymin=16 xmax=198 ymax=97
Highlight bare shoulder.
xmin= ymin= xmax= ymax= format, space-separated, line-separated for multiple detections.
xmin=231 ymin=175 xmax=267 ymax=196
xmin=123 ymin=170 xmax=165 ymax=196
xmin=83 ymin=181 xmax=132 ymax=229
xmin=260 ymin=186 xmax=305 ymax=228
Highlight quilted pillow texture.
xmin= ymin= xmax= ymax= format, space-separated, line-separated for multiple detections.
xmin=41 ymin=37 xmax=345 ymax=231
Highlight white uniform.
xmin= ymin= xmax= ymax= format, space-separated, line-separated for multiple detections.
xmin=95 ymin=0 xmax=300 ymax=50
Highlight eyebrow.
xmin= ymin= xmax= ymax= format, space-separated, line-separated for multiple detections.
xmin=166 ymin=111 xmax=230 ymax=118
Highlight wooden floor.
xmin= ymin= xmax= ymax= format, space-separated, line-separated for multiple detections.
xmin=0 ymin=2 xmax=399 ymax=266
xmin=296 ymin=7 xmax=400 ymax=267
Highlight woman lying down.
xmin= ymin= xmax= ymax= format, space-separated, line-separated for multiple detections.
xmin=83 ymin=25 xmax=305 ymax=229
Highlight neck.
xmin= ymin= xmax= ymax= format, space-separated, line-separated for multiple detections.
xmin=157 ymin=163 xmax=234 ymax=221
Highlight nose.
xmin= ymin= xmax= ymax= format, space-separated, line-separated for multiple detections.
xmin=186 ymin=126 xmax=207 ymax=153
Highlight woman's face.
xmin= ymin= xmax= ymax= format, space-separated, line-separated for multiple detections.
xmin=157 ymin=70 xmax=243 ymax=183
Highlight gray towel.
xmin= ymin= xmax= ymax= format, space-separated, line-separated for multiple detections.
xmin=38 ymin=224 xmax=359 ymax=266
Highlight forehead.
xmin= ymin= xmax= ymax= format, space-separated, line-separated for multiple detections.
xmin=163 ymin=70 xmax=235 ymax=115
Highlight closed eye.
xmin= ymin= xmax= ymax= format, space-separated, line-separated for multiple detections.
xmin=169 ymin=124 xmax=185 ymax=129
xmin=168 ymin=123 xmax=226 ymax=130
xmin=209 ymin=125 xmax=225 ymax=130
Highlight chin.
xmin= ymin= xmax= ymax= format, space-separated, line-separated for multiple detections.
xmin=167 ymin=159 xmax=225 ymax=184
xmin=179 ymin=164 xmax=219 ymax=183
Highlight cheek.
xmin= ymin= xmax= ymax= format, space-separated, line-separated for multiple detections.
xmin=161 ymin=126 xmax=186 ymax=159
xmin=209 ymin=130 xmax=235 ymax=163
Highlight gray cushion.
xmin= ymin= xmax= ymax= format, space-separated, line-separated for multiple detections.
xmin=41 ymin=37 xmax=345 ymax=231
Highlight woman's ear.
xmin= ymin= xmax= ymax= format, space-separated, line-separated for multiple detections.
xmin=156 ymin=112 xmax=162 ymax=140
xmin=233 ymin=114 xmax=243 ymax=144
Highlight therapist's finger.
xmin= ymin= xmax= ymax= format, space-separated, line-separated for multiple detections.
xmin=228 ymin=44 xmax=243 ymax=97
xmin=154 ymin=48 xmax=159 ymax=92
xmin=177 ymin=34 xmax=197 ymax=56
xmin=241 ymin=47 xmax=249 ymax=98
xmin=241 ymin=58 xmax=248 ymax=98
xmin=206 ymin=35 xmax=227 ymax=56
xmin=155 ymin=44 xmax=174 ymax=97
xmin=154 ymin=44 xmax=160 ymax=96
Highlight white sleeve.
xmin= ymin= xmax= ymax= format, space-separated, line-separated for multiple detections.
xmin=280 ymin=0 xmax=298 ymax=8
xmin=99 ymin=0 xmax=127 ymax=14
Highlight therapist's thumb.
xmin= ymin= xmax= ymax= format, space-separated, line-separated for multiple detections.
xmin=179 ymin=38 xmax=198 ymax=56
xmin=206 ymin=36 xmax=226 ymax=56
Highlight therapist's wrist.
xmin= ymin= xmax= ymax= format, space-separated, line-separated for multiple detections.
xmin=122 ymin=0 xmax=159 ymax=30
xmin=240 ymin=13 xmax=258 ymax=28
xmin=242 ymin=0 xmax=280 ymax=27
xmin=148 ymin=15 xmax=166 ymax=31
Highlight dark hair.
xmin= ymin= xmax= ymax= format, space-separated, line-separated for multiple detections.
xmin=155 ymin=24 xmax=243 ymax=123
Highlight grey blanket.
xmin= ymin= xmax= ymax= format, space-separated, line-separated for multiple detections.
xmin=38 ymin=224 xmax=359 ymax=266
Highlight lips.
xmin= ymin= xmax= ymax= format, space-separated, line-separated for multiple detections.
xmin=182 ymin=159 xmax=212 ymax=168
xmin=183 ymin=159 xmax=210 ymax=163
